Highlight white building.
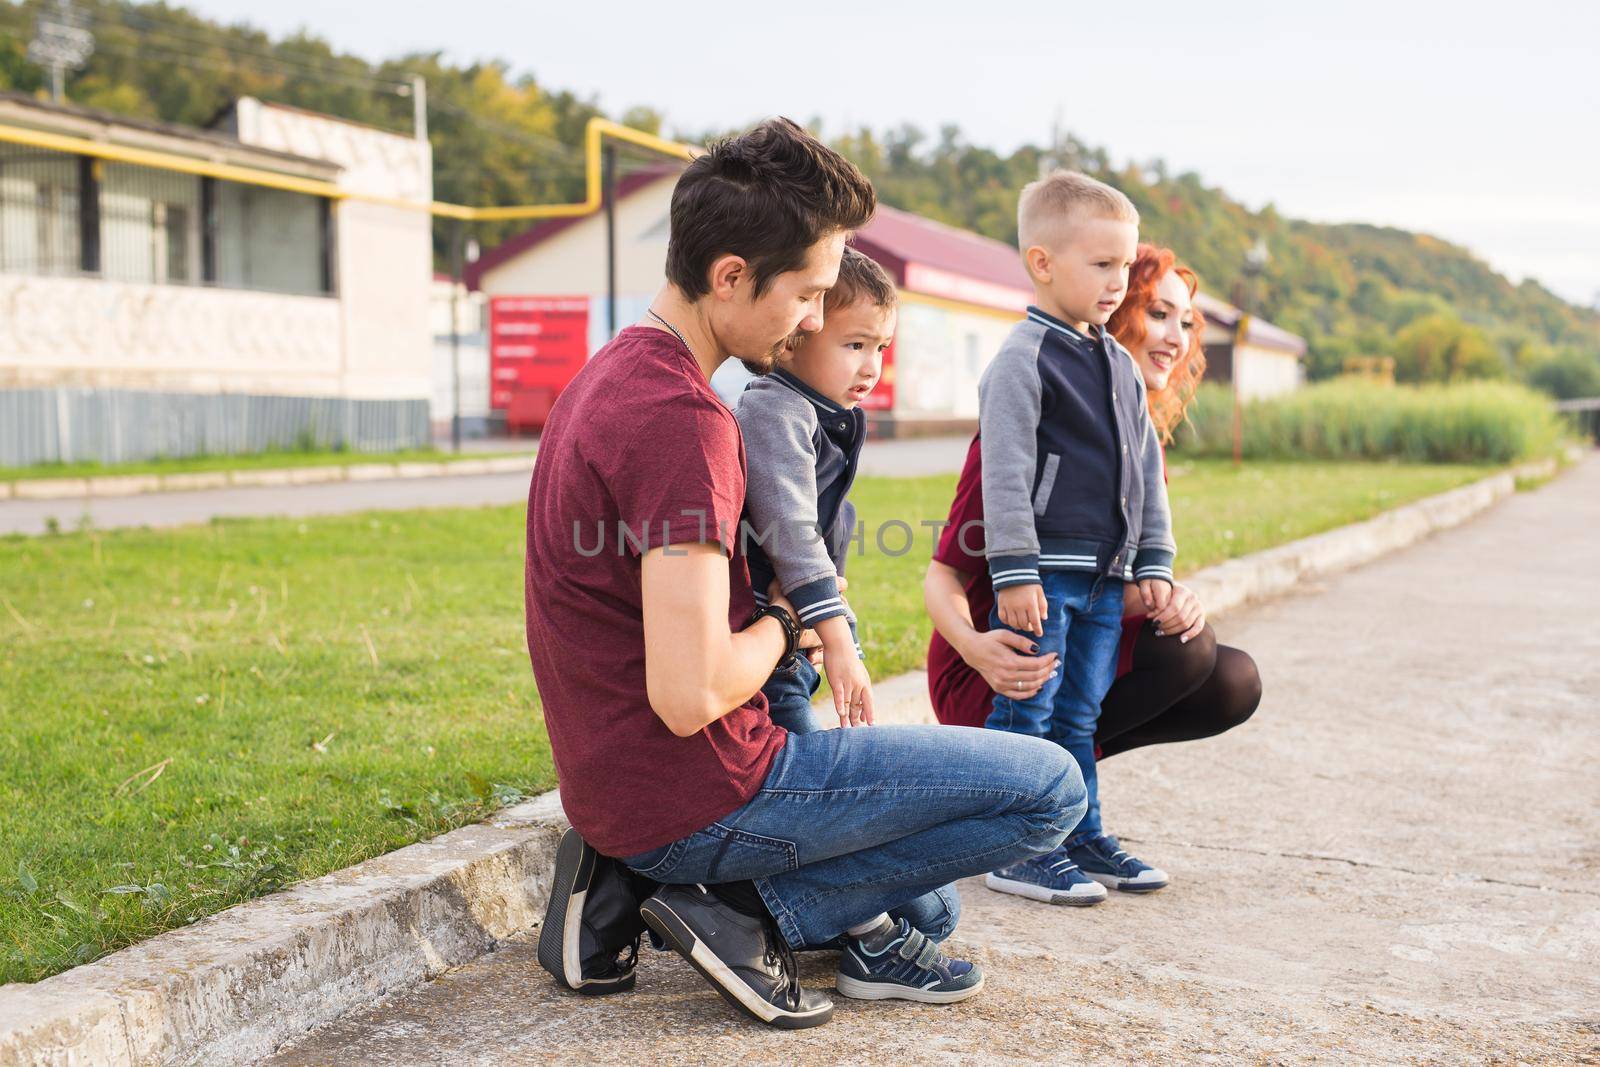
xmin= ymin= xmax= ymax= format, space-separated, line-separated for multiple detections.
xmin=1195 ymin=293 xmax=1307 ymax=400
xmin=0 ymin=92 xmax=434 ymax=465
xmin=429 ymin=273 xmax=489 ymax=437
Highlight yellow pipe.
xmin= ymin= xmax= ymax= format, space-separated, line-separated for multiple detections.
xmin=0 ymin=116 xmax=696 ymax=221
xmin=468 ymin=118 xmax=697 ymax=221
xmin=0 ymin=121 xmax=355 ymax=201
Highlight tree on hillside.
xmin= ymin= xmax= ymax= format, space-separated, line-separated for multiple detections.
xmin=1392 ymin=314 xmax=1504 ymax=383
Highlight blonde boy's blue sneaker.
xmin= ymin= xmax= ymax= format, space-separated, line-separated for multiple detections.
xmin=1066 ymin=832 xmax=1169 ymax=892
xmin=984 ymin=846 xmax=1108 ymax=906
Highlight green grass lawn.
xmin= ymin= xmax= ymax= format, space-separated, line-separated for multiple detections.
xmin=0 ymin=446 xmax=535 ymax=484
xmin=0 ymin=458 xmax=1487 ymax=982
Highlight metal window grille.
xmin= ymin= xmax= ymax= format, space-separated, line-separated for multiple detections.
xmin=0 ymin=144 xmax=333 ymax=296
xmin=0 ymin=143 xmax=81 ymax=275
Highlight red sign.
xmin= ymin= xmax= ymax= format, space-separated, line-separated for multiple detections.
xmin=858 ymin=338 xmax=895 ymax=412
xmin=489 ymin=296 xmax=590 ymax=410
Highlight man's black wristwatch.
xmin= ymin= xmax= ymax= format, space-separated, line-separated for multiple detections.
xmin=749 ymin=603 xmax=802 ymax=665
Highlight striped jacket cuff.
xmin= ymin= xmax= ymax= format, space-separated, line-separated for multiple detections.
xmin=783 ymin=574 xmax=850 ymax=627
xmin=1131 ymin=547 xmax=1175 ymax=584
xmin=989 ymin=553 xmax=1042 ymax=590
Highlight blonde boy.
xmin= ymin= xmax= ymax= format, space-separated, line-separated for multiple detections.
xmin=980 ymin=172 xmax=1176 ymax=905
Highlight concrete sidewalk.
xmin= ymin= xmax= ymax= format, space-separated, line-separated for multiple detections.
xmin=262 ymin=457 xmax=1600 ymax=1064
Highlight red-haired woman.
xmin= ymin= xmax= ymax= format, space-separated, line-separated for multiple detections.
xmin=922 ymin=244 xmax=1261 ymax=904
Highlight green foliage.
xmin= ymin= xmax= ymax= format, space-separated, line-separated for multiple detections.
xmin=0 ymin=0 xmax=633 ymax=258
xmin=1174 ymin=381 xmax=1566 ymax=464
xmin=1524 ymin=348 xmax=1600 ymax=400
xmin=824 ymin=121 xmax=1600 ymax=382
xmin=1392 ymin=314 xmax=1505 ymax=382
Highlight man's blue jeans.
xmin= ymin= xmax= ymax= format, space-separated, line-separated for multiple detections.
xmin=621 ymin=724 xmax=1084 ymax=949
xmin=987 ymin=571 xmax=1124 ymax=839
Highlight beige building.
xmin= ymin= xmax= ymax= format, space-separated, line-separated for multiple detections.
xmin=466 ymin=170 xmax=1307 ymax=433
xmin=467 ymin=174 xmax=1035 ymax=436
xmin=0 ymin=92 xmax=434 ymax=465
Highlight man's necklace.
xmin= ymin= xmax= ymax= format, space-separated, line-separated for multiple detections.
xmin=647 ymin=309 xmax=693 ymax=356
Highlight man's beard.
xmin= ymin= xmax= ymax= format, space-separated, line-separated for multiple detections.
xmin=740 ymin=328 xmax=808 ymax=376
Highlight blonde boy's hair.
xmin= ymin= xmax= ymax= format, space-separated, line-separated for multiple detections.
xmin=1017 ymin=170 xmax=1139 ymax=252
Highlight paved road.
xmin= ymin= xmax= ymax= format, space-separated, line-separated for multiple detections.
xmin=0 ymin=472 xmax=537 ymax=537
xmin=262 ymin=457 xmax=1600 ymax=1064
xmin=0 ymin=436 xmax=971 ymax=537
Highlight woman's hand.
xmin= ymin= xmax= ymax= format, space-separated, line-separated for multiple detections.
xmin=962 ymin=628 xmax=1058 ymax=700
xmin=1150 ymin=581 xmax=1205 ymax=642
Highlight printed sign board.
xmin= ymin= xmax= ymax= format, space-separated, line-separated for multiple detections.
xmin=488 ymin=296 xmax=590 ymax=410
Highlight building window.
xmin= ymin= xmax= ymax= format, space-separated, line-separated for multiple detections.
xmin=214 ymin=181 xmax=327 ymax=296
xmin=0 ymin=145 xmax=331 ymax=296
xmin=100 ymin=162 xmax=202 ymax=285
xmin=0 ymin=145 xmax=81 ymax=275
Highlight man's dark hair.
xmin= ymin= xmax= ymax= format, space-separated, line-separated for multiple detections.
xmin=826 ymin=247 xmax=898 ymax=315
xmin=665 ymin=118 xmax=876 ymax=300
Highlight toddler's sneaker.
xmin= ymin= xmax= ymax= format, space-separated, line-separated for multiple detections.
xmin=1066 ymin=832 xmax=1169 ymax=892
xmin=834 ymin=917 xmax=984 ymax=1004
xmin=984 ymin=846 xmax=1108 ymax=906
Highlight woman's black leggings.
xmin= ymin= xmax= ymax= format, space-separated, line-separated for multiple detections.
xmin=1096 ymin=621 xmax=1262 ymax=760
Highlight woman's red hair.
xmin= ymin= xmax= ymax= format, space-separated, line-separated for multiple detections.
xmin=1107 ymin=244 xmax=1207 ymax=443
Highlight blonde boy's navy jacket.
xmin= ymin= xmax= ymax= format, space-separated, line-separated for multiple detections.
xmin=978 ymin=306 xmax=1175 ymax=591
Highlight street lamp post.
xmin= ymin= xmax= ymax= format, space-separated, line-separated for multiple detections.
xmin=1231 ymin=238 xmax=1270 ymax=467
xmin=448 ymin=229 xmax=480 ymax=454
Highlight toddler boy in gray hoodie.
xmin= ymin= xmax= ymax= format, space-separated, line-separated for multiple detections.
xmin=736 ymin=248 xmax=896 ymax=732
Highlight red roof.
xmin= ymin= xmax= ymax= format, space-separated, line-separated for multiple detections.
xmin=853 ymin=203 xmax=1029 ymax=297
xmin=1195 ymin=293 xmax=1307 ymax=355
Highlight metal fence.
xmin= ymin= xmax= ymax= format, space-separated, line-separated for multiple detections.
xmin=0 ymin=388 xmax=429 ymax=468
xmin=1555 ymin=397 xmax=1600 ymax=444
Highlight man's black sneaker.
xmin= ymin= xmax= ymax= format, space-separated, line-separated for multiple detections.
xmin=834 ymin=918 xmax=985 ymax=1004
xmin=638 ymin=883 xmax=834 ymax=1029
xmin=537 ymin=827 xmax=651 ymax=996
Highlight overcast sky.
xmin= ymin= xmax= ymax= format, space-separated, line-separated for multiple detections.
xmin=182 ymin=0 xmax=1599 ymax=307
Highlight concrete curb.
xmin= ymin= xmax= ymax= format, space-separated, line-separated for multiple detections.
xmin=0 ymin=794 xmax=568 ymax=1067
xmin=2 ymin=454 xmax=535 ymax=502
xmin=0 ymin=451 xmax=1584 ymax=1066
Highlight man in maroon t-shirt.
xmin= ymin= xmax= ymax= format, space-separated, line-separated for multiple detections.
xmin=527 ymin=119 xmax=1085 ymax=1029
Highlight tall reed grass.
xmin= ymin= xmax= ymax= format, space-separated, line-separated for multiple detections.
xmin=1171 ymin=380 xmax=1564 ymax=464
